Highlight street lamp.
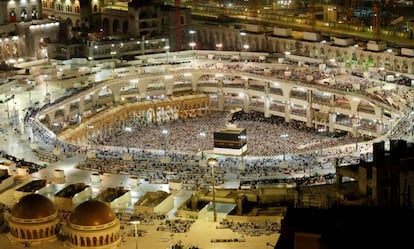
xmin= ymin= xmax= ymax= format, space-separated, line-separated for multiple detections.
xmin=27 ymin=82 xmax=33 ymax=106
xmin=389 ymin=118 xmax=394 ymax=137
xmin=44 ymin=74 xmax=49 ymax=94
xmin=130 ymin=220 xmax=140 ymax=249
xmin=216 ymin=43 xmax=223 ymax=60
xmin=6 ymin=100 xmax=10 ymax=119
xmin=87 ymin=124 xmax=94 ymax=150
xmin=239 ymin=134 xmax=247 ymax=170
xmin=318 ymin=127 xmax=326 ymax=156
xmin=189 ymin=42 xmax=196 ymax=61
xmin=189 ymin=30 xmax=196 ymax=41
xmin=207 ymin=157 xmax=218 ymax=222
xmin=188 ymin=30 xmax=197 ymax=38
xmin=8 ymin=58 xmax=16 ymax=71
xmin=29 ymin=117 xmax=35 ymax=143
xmin=199 ymin=131 xmax=206 ymax=159
xmin=239 ymin=32 xmax=246 ymax=60
xmin=161 ymin=128 xmax=168 ymax=157
xmin=353 ymin=122 xmax=361 ymax=152
xmin=164 ymin=45 xmax=170 ymax=65
xmin=11 ymin=101 xmax=18 ymax=131
xmin=280 ymin=133 xmax=289 ymax=161
xmin=386 ymin=48 xmax=392 ymax=70
xmin=242 ymin=44 xmax=250 ymax=62
xmin=189 ymin=30 xmax=196 ymax=61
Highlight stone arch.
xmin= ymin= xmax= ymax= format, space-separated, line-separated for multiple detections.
xmin=342 ymin=50 xmax=349 ymax=62
xmin=335 ymin=49 xmax=343 ymax=62
xmin=290 ymin=86 xmax=307 ymax=100
xmin=97 ymin=86 xmax=114 ymax=105
xmin=211 ymin=31 xmax=220 ymax=48
xmin=401 ymin=60 xmax=408 ymax=73
xmin=366 ymin=55 xmax=374 ymax=67
xmin=281 ymin=41 xmax=287 ymax=51
xmin=54 ymin=108 xmax=65 ymax=120
xmin=350 ymin=52 xmax=357 ymax=66
xmin=75 ymin=19 xmax=81 ymax=31
xmin=113 ymin=19 xmax=119 ymax=33
xmin=20 ymin=8 xmax=27 ymax=21
xmin=334 ymin=95 xmax=351 ymax=109
xmin=66 ymin=18 xmax=74 ymax=39
xmin=359 ymin=54 xmax=367 ymax=70
xmin=393 ymin=58 xmax=400 ymax=71
xmin=326 ymin=48 xmax=333 ymax=59
xmin=294 ymin=40 xmax=302 ymax=52
xmin=357 ymin=100 xmax=375 ymax=114
xmin=303 ymin=44 xmax=310 ymax=57
xmin=218 ymin=32 xmax=226 ymax=49
xmin=103 ymin=18 xmax=109 ymax=35
xmin=123 ymin=21 xmax=128 ymax=33
xmin=32 ymin=229 xmax=38 ymax=239
xmin=40 ymin=114 xmax=51 ymax=127
xmin=375 ymin=55 xmax=382 ymax=67
xmin=288 ymin=41 xmax=296 ymax=51
xmin=319 ymin=47 xmax=326 ymax=59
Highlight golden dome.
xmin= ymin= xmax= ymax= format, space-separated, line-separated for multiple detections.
xmin=70 ymin=200 xmax=116 ymax=226
xmin=11 ymin=194 xmax=56 ymax=219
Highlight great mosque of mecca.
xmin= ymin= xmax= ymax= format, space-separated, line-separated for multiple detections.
xmin=1 ymin=40 xmax=414 ymax=248
xmin=38 ymin=50 xmax=408 ymax=149
xmin=2 ymin=1 xmax=414 ymax=248
xmin=1 ymin=47 xmax=412 ymax=248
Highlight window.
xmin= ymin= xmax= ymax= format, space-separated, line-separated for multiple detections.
xmin=10 ymin=10 xmax=16 ymax=23
xmin=32 ymin=8 xmax=37 ymax=19
xmin=21 ymin=8 xmax=27 ymax=21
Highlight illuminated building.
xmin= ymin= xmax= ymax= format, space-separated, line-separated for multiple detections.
xmin=7 ymin=194 xmax=59 ymax=245
xmin=66 ymin=199 xmax=121 ymax=249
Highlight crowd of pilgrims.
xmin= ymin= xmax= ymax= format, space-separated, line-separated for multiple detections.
xmin=71 ymin=110 xmax=372 ymax=189
xmin=97 ymin=110 xmax=360 ymax=157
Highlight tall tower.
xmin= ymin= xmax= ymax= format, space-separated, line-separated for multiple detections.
xmin=175 ymin=0 xmax=181 ymax=51
xmin=345 ymin=0 xmax=357 ymax=23
xmin=308 ymin=0 xmax=316 ymax=26
xmin=373 ymin=2 xmax=381 ymax=41
xmin=249 ymin=0 xmax=259 ymax=17
xmin=0 ymin=0 xmax=7 ymax=25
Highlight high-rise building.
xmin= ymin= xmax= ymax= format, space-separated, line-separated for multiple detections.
xmin=0 ymin=0 xmax=192 ymax=62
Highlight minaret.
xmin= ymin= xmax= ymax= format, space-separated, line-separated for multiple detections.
xmin=79 ymin=0 xmax=93 ymax=34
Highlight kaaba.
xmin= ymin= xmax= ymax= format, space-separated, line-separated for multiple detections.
xmin=213 ymin=127 xmax=247 ymax=156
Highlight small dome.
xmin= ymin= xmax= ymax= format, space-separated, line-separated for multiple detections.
xmin=70 ymin=200 xmax=116 ymax=226
xmin=11 ymin=194 xmax=56 ymax=219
